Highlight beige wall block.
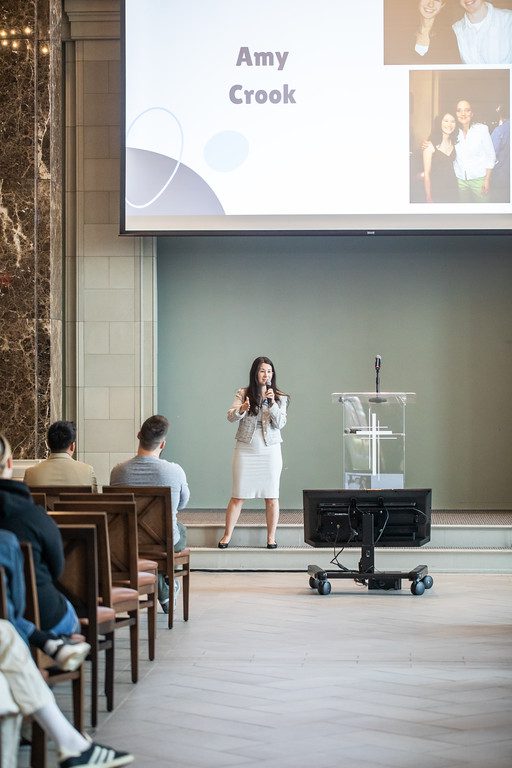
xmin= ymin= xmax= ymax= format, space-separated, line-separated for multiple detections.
xmin=84 ymin=61 xmax=109 ymax=94
xmin=141 ymin=257 xmax=156 ymax=322
xmin=83 ymin=224 xmax=136 ymax=256
xmin=83 ymin=256 xmax=109 ymax=288
xmin=108 ymin=62 xmax=119 ymax=94
xmin=83 ymin=290 xmax=134 ymax=322
xmin=84 ymin=322 xmax=109 ymax=354
xmin=81 ymin=40 xmax=120 ymax=63
xmin=83 ymin=127 xmax=110 ymax=159
xmin=109 ymin=322 xmax=134 ymax=354
xmin=109 ymin=387 xmax=135 ymax=419
xmin=109 ymin=191 xmax=120 ymax=224
xmin=83 ymin=387 xmax=109 ymax=419
xmin=83 ymin=419 xmax=134 ymax=453
xmin=109 ymin=127 xmax=120 ymax=159
xmin=84 ymin=354 xmax=135 ymax=386
xmin=84 ymin=93 xmax=119 ymax=126
xmin=141 ymin=386 xmax=157 ymax=419
xmin=83 ymin=159 xmax=119 ymax=191
xmin=84 ymin=191 xmax=110 ymax=223
xmin=109 ymin=257 xmax=134 ymax=289
xmin=141 ymin=321 xmax=155 ymax=383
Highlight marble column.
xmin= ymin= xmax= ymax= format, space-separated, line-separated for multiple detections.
xmin=0 ymin=0 xmax=61 ymax=458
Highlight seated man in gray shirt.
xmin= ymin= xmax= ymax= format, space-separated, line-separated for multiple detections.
xmin=109 ymin=414 xmax=189 ymax=612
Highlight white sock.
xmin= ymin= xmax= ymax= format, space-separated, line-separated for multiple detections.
xmin=32 ymin=701 xmax=89 ymax=756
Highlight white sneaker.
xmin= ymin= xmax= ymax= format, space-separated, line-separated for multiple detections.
xmin=50 ymin=639 xmax=91 ymax=671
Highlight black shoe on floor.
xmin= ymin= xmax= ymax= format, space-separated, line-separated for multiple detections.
xmin=218 ymin=541 xmax=229 ymax=549
xmin=266 ymin=543 xmax=277 ymax=549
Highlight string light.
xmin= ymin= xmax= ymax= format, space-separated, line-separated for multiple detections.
xmin=0 ymin=21 xmax=49 ymax=54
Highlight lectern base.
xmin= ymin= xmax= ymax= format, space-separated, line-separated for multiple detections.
xmin=307 ymin=563 xmax=433 ymax=596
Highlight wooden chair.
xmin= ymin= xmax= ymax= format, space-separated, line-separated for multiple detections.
xmin=53 ymin=523 xmax=116 ymax=727
xmin=103 ymin=486 xmax=190 ymax=629
xmin=30 ymin=492 xmax=47 ymax=509
xmin=20 ymin=542 xmax=84 ymax=768
xmin=57 ymin=493 xmax=159 ymax=575
xmin=25 ymin=485 xmax=94 ymax=510
xmin=53 ymin=501 xmax=157 ymax=661
xmin=49 ymin=510 xmax=140 ymax=684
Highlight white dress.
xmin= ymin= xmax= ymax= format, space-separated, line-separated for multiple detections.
xmin=232 ymin=412 xmax=283 ymax=499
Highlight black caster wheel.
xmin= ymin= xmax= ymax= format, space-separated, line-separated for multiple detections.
xmin=423 ymin=575 xmax=433 ymax=589
xmin=309 ymin=576 xmax=319 ymax=589
xmin=411 ymin=580 xmax=426 ymax=595
xmin=318 ymin=580 xmax=331 ymax=595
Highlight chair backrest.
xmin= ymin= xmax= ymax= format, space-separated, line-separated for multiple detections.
xmin=31 ymin=492 xmax=47 ymax=509
xmin=53 ymin=501 xmax=139 ymax=588
xmin=0 ymin=566 xmax=7 ymax=619
xmin=102 ymin=486 xmax=174 ymax=563
xmin=59 ymin=492 xmax=134 ymax=503
xmin=55 ymin=524 xmax=99 ymax=638
xmin=26 ymin=485 xmax=94 ymax=509
xmin=49 ymin=511 xmax=114 ymax=606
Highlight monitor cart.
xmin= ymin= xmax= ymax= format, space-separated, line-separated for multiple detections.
xmin=307 ymin=508 xmax=433 ymax=596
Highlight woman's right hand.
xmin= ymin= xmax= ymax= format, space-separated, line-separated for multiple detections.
xmin=239 ymin=397 xmax=250 ymax=414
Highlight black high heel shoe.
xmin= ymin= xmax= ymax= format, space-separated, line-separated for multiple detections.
xmin=266 ymin=543 xmax=277 ymax=549
xmin=218 ymin=541 xmax=229 ymax=549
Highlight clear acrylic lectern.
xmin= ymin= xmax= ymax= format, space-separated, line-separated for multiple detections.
xmin=332 ymin=392 xmax=416 ymax=490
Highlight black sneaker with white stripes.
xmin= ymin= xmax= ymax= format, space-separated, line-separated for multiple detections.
xmin=59 ymin=742 xmax=134 ymax=768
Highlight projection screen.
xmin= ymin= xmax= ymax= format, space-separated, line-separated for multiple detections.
xmin=121 ymin=0 xmax=512 ymax=234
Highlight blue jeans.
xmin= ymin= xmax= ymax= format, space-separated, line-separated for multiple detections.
xmin=47 ymin=598 xmax=81 ymax=636
xmin=15 ymin=598 xmax=79 ymax=642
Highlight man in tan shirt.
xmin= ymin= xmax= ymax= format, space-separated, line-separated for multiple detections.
xmin=23 ymin=421 xmax=97 ymax=490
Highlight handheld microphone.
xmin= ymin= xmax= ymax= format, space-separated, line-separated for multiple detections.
xmin=375 ymin=355 xmax=382 ymax=371
xmin=263 ymin=377 xmax=272 ymax=406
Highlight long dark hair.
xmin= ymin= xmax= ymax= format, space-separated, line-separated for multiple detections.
xmin=429 ymin=111 xmax=456 ymax=148
xmin=245 ymin=356 xmax=286 ymax=415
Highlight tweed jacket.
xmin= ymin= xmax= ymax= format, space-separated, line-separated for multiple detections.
xmin=227 ymin=388 xmax=288 ymax=446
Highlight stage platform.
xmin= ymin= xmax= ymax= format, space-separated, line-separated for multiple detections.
xmin=179 ymin=509 xmax=512 ymax=573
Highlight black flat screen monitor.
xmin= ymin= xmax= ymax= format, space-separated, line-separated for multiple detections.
xmin=303 ymin=489 xmax=432 ymax=548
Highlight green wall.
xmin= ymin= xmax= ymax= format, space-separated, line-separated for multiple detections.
xmin=157 ymin=235 xmax=512 ymax=510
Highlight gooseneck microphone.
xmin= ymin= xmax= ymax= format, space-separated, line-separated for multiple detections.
xmin=369 ymin=354 xmax=387 ymax=403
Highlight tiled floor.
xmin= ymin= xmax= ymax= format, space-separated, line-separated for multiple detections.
xmin=33 ymin=572 xmax=512 ymax=767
